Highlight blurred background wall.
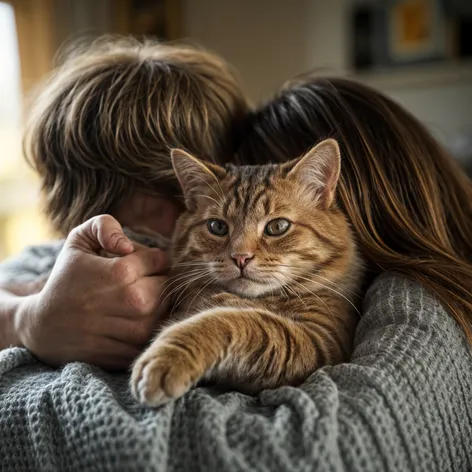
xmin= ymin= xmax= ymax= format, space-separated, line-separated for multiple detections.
xmin=0 ymin=0 xmax=471 ymax=259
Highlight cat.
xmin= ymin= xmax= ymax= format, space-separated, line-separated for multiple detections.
xmin=130 ymin=138 xmax=363 ymax=407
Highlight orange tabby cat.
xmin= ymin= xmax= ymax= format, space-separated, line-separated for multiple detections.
xmin=131 ymin=139 xmax=363 ymax=406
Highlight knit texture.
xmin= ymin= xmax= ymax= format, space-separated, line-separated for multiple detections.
xmin=1 ymin=244 xmax=472 ymax=471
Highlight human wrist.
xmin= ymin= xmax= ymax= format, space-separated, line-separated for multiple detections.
xmin=11 ymin=293 xmax=40 ymax=350
xmin=0 ymin=290 xmax=27 ymax=348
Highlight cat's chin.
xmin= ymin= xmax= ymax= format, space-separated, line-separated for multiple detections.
xmin=223 ymin=277 xmax=274 ymax=298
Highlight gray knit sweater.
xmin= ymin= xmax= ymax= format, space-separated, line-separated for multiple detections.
xmin=0 ymin=244 xmax=471 ymax=471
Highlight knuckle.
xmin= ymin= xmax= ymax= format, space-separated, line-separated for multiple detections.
xmin=67 ymin=225 xmax=83 ymax=245
xmin=93 ymin=214 xmax=116 ymax=236
xmin=90 ymin=215 xmax=108 ymax=236
xmin=152 ymin=249 xmax=167 ymax=272
xmin=112 ymin=260 xmax=135 ymax=285
xmin=68 ymin=226 xmax=80 ymax=239
xmin=95 ymin=214 xmax=114 ymax=226
xmin=124 ymin=286 xmax=149 ymax=313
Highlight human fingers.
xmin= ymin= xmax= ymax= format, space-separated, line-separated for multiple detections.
xmin=86 ymin=338 xmax=143 ymax=370
xmin=69 ymin=215 xmax=134 ymax=255
xmin=100 ymin=315 xmax=156 ymax=346
xmin=99 ymin=241 xmax=149 ymax=259
xmin=109 ymin=275 xmax=170 ymax=319
xmin=107 ymin=250 xmax=169 ymax=287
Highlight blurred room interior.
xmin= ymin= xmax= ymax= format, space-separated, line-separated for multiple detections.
xmin=0 ymin=0 xmax=471 ymax=260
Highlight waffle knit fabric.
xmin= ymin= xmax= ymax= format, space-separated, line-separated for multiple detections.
xmin=0 ymin=243 xmax=471 ymax=471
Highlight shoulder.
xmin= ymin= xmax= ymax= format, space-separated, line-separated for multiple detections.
xmin=363 ymin=272 xmax=454 ymax=327
xmin=355 ymin=272 xmax=469 ymax=361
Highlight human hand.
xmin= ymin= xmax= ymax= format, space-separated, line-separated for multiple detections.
xmin=14 ymin=215 xmax=169 ymax=369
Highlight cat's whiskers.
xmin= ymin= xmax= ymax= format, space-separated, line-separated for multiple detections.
xmin=263 ymin=277 xmax=281 ymax=298
xmin=278 ymin=283 xmax=294 ymax=303
xmin=284 ymin=283 xmax=311 ymax=312
xmin=159 ymin=269 xmax=213 ymax=306
xmin=290 ymin=273 xmax=361 ymax=317
xmin=172 ymin=261 xmax=227 ymax=275
xmin=177 ymin=275 xmax=220 ymax=318
xmin=163 ymin=268 xmax=208 ymax=287
xmin=306 ymin=272 xmax=360 ymax=299
xmin=278 ymin=263 xmax=360 ymax=298
xmin=159 ymin=273 xmax=208 ymax=308
xmin=172 ymin=270 xmax=215 ymax=309
xmin=165 ymin=269 xmax=212 ymax=296
xmin=286 ymin=277 xmax=336 ymax=319
xmin=165 ymin=277 xmax=213 ymax=315
xmin=172 ymin=261 xmax=212 ymax=268
xmin=271 ymin=273 xmax=318 ymax=313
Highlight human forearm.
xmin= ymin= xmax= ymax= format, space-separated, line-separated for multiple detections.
xmin=0 ymin=288 xmax=24 ymax=349
xmin=0 ymin=278 xmax=47 ymax=349
xmin=0 ymin=246 xmax=53 ymax=350
xmin=0 ymin=276 xmax=48 ymax=297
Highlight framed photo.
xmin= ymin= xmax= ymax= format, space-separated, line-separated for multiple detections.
xmin=388 ymin=0 xmax=447 ymax=63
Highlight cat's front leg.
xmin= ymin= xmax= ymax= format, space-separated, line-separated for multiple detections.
xmin=131 ymin=310 xmax=225 ymax=407
xmin=131 ymin=307 xmax=322 ymax=406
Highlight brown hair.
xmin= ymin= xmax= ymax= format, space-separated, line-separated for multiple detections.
xmin=237 ymin=76 xmax=472 ymax=342
xmin=24 ymin=36 xmax=249 ymax=235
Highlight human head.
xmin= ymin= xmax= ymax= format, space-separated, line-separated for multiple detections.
xmin=24 ymin=36 xmax=249 ymax=235
xmin=237 ymin=75 xmax=472 ymax=341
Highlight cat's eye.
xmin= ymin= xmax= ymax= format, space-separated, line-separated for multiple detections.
xmin=264 ymin=218 xmax=291 ymax=236
xmin=207 ymin=219 xmax=229 ymax=236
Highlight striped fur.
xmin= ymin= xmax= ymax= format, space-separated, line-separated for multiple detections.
xmin=131 ymin=139 xmax=364 ymax=406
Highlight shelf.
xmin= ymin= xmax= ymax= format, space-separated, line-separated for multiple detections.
xmin=350 ymin=59 xmax=472 ymax=91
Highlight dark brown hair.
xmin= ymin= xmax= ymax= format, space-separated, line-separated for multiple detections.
xmin=237 ymin=76 xmax=472 ymax=342
xmin=24 ymin=37 xmax=249 ymax=235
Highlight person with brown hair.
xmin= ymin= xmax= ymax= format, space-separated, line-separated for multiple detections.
xmin=237 ymin=75 xmax=472 ymax=342
xmin=0 ymin=37 xmax=249 ymax=368
xmin=0 ymin=43 xmax=471 ymax=470
xmin=26 ymin=36 xmax=248 ymax=236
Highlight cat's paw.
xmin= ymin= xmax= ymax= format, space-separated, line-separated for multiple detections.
xmin=131 ymin=342 xmax=203 ymax=407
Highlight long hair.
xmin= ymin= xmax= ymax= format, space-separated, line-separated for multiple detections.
xmin=24 ymin=36 xmax=249 ymax=235
xmin=237 ymin=76 xmax=472 ymax=342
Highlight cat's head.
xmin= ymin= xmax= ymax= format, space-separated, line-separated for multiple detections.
xmin=171 ymin=139 xmax=356 ymax=298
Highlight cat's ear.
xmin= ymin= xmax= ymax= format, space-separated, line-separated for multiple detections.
xmin=286 ymin=139 xmax=341 ymax=209
xmin=171 ymin=149 xmax=225 ymax=210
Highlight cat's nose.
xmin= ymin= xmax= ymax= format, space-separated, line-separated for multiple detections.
xmin=231 ymin=253 xmax=254 ymax=270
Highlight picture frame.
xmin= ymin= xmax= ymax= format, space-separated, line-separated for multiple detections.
xmin=388 ymin=0 xmax=447 ymax=63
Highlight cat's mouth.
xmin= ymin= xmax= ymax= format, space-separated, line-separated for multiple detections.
xmin=236 ymin=273 xmax=264 ymax=283
xmin=237 ymin=273 xmax=251 ymax=280
xmin=227 ymin=278 xmax=267 ymax=296
xmin=213 ymin=268 xmax=281 ymax=297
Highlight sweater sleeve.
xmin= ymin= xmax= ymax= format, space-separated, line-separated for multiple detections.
xmin=166 ymin=274 xmax=472 ymax=472
xmin=0 ymin=241 xmax=63 ymax=285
